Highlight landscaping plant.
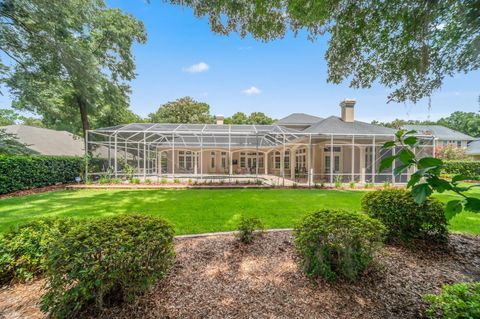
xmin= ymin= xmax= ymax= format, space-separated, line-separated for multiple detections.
xmin=334 ymin=175 xmax=342 ymax=188
xmin=40 ymin=214 xmax=175 ymax=318
xmin=236 ymin=216 xmax=264 ymax=244
xmin=294 ymin=209 xmax=385 ymax=281
xmin=424 ymin=282 xmax=480 ymax=319
xmin=0 ymin=218 xmax=77 ymax=284
xmin=362 ymin=189 xmax=448 ymax=242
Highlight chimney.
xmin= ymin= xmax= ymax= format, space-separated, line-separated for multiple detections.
xmin=216 ymin=115 xmax=224 ymax=125
xmin=340 ymin=99 xmax=356 ymax=122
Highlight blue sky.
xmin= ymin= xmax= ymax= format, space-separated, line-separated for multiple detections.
xmin=1 ymin=1 xmax=479 ymax=122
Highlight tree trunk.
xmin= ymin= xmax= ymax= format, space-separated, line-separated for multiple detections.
xmin=76 ymin=95 xmax=90 ymax=137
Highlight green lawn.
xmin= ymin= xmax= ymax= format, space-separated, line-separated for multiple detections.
xmin=0 ymin=188 xmax=479 ymax=235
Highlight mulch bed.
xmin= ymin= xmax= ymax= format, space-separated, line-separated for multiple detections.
xmin=0 ymin=185 xmax=69 ymax=200
xmin=1 ymin=231 xmax=479 ymax=319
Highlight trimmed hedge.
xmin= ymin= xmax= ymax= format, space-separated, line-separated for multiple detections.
xmin=442 ymin=160 xmax=480 ymax=179
xmin=0 ymin=155 xmax=83 ymax=194
xmin=361 ymin=189 xmax=448 ymax=242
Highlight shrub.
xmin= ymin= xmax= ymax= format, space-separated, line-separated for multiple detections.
xmin=294 ymin=209 xmax=385 ymax=281
xmin=334 ymin=176 xmax=342 ymax=188
xmin=131 ymin=177 xmax=141 ymax=184
xmin=361 ymin=189 xmax=448 ymax=242
xmin=41 ymin=214 xmax=175 ymax=318
xmin=382 ymin=180 xmax=391 ymax=189
xmin=0 ymin=218 xmax=77 ymax=284
xmin=424 ymin=282 xmax=480 ymax=319
xmin=98 ymin=177 xmax=110 ymax=184
xmin=173 ymin=178 xmax=181 ymax=184
xmin=236 ymin=216 xmax=264 ymax=244
xmin=111 ymin=177 xmax=121 ymax=184
xmin=144 ymin=178 xmax=152 ymax=184
xmin=442 ymin=160 xmax=480 ymax=179
xmin=0 ymin=155 xmax=83 ymax=194
xmin=349 ymin=181 xmax=356 ymax=189
xmin=161 ymin=178 xmax=168 ymax=184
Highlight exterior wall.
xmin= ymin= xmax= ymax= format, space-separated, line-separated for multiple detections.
xmin=437 ymin=139 xmax=468 ymax=148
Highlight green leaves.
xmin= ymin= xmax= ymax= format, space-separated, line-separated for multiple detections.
xmin=418 ymin=157 xmax=443 ymax=169
xmin=411 ymin=183 xmax=433 ymax=204
xmin=379 ymin=155 xmax=396 ymax=172
xmin=445 ymin=200 xmax=463 ymax=220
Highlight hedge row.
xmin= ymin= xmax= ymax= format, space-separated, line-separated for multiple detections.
xmin=442 ymin=160 xmax=480 ymax=178
xmin=0 ymin=155 xmax=83 ymax=194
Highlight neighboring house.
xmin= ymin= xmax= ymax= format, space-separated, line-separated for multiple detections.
xmin=403 ymin=124 xmax=475 ymax=149
xmin=87 ymin=99 xmax=435 ymax=185
xmin=467 ymin=140 xmax=480 ymax=161
xmin=1 ymin=125 xmax=84 ymax=156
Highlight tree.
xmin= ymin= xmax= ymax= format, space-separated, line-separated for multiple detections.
xmin=1 ymin=0 xmax=146 ymax=136
xmin=224 ymin=112 xmax=249 ymax=124
xmin=248 ymin=112 xmax=274 ymax=125
xmin=170 ymin=0 xmax=480 ymax=103
xmin=148 ymin=97 xmax=214 ymax=123
xmin=437 ymin=112 xmax=480 ymax=138
xmin=0 ymin=108 xmax=20 ymax=126
xmin=0 ymin=129 xmax=36 ymax=155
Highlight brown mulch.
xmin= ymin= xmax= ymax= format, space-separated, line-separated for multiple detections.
xmin=1 ymin=232 xmax=479 ymax=319
xmin=0 ymin=185 xmax=69 ymax=200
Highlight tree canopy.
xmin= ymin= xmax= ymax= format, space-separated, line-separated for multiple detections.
xmin=0 ymin=0 xmax=146 ymax=136
xmin=225 ymin=111 xmax=274 ymax=125
xmin=169 ymin=0 xmax=480 ymax=103
xmin=148 ymin=97 xmax=214 ymax=123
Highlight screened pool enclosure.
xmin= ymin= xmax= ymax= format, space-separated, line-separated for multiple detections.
xmin=86 ymin=123 xmax=435 ymax=185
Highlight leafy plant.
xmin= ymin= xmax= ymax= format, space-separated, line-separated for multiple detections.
xmin=334 ymin=175 xmax=342 ymax=188
xmin=98 ymin=177 xmax=110 ymax=184
xmin=383 ymin=180 xmax=391 ymax=189
xmin=361 ymin=189 xmax=448 ymax=242
xmin=40 ymin=214 xmax=175 ymax=318
xmin=161 ymin=178 xmax=168 ymax=184
xmin=364 ymin=182 xmax=374 ymax=189
xmin=294 ymin=209 xmax=385 ymax=281
xmin=0 ymin=218 xmax=77 ymax=284
xmin=380 ymin=130 xmax=480 ymax=219
xmin=349 ymin=181 xmax=356 ymax=189
xmin=119 ymin=159 xmax=135 ymax=182
xmin=292 ymin=182 xmax=298 ymax=188
xmin=236 ymin=216 xmax=264 ymax=244
xmin=131 ymin=177 xmax=141 ymax=184
xmin=111 ymin=177 xmax=121 ymax=184
xmin=144 ymin=178 xmax=152 ymax=184
xmin=442 ymin=161 xmax=480 ymax=179
xmin=173 ymin=178 xmax=181 ymax=184
xmin=424 ymin=282 xmax=480 ymax=319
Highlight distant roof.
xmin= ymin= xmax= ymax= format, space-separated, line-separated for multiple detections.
xmin=1 ymin=125 xmax=84 ymax=156
xmin=276 ymin=113 xmax=323 ymax=126
xmin=467 ymin=140 xmax=480 ymax=155
xmin=403 ymin=125 xmax=475 ymax=141
xmin=303 ymin=116 xmax=396 ymax=135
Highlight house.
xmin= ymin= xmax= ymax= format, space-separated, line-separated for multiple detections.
xmin=87 ymin=99 xmax=435 ymax=185
xmin=1 ymin=125 xmax=84 ymax=156
xmin=403 ymin=125 xmax=475 ymax=149
xmin=467 ymin=140 xmax=480 ymax=161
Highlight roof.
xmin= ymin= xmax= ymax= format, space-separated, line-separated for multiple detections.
xmin=467 ymin=140 xmax=480 ymax=155
xmin=1 ymin=125 xmax=84 ymax=156
xmin=302 ymin=116 xmax=396 ymax=135
xmin=275 ymin=113 xmax=323 ymax=126
xmin=403 ymin=125 xmax=475 ymax=141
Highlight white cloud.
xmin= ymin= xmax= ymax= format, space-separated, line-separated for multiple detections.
xmin=243 ymin=86 xmax=261 ymax=96
xmin=183 ymin=62 xmax=209 ymax=73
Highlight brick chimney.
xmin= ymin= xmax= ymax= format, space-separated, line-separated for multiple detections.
xmin=216 ymin=115 xmax=224 ymax=125
xmin=340 ymin=99 xmax=356 ymax=122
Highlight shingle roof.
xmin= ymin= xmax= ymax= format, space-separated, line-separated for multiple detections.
xmin=403 ymin=125 xmax=475 ymax=141
xmin=467 ymin=140 xmax=480 ymax=155
xmin=275 ymin=113 xmax=323 ymax=125
xmin=1 ymin=125 xmax=84 ymax=156
xmin=302 ymin=116 xmax=396 ymax=135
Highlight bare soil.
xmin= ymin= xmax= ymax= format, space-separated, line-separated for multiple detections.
xmin=1 ymin=231 xmax=479 ymax=319
xmin=0 ymin=185 xmax=68 ymax=200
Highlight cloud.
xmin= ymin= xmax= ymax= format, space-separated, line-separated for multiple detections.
xmin=183 ymin=62 xmax=209 ymax=73
xmin=243 ymin=86 xmax=261 ymax=96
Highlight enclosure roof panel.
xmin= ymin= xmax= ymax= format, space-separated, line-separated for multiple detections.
xmin=403 ymin=125 xmax=475 ymax=141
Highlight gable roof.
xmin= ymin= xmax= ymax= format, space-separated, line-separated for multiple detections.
xmin=302 ymin=116 xmax=396 ymax=135
xmin=467 ymin=140 xmax=480 ymax=155
xmin=276 ymin=113 xmax=323 ymax=126
xmin=1 ymin=125 xmax=84 ymax=156
xmin=403 ymin=125 xmax=475 ymax=141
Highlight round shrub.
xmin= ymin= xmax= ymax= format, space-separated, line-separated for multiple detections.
xmin=424 ymin=282 xmax=480 ymax=319
xmin=0 ymin=218 xmax=77 ymax=284
xmin=40 ymin=214 xmax=175 ymax=318
xmin=294 ymin=209 xmax=385 ymax=281
xmin=361 ymin=189 xmax=448 ymax=242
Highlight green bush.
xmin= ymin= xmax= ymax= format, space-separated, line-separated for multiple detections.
xmin=236 ymin=216 xmax=264 ymax=244
xmin=443 ymin=160 xmax=480 ymax=179
xmin=294 ymin=209 xmax=385 ymax=281
xmin=0 ymin=155 xmax=83 ymax=194
xmin=41 ymin=214 xmax=175 ymax=318
xmin=361 ymin=189 xmax=448 ymax=242
xmin=424 ymin=282 xmax=480 ymax=319
xmin=0 ymin=218 xmax=77 ymax=284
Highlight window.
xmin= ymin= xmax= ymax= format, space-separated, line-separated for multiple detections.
xmin=240 ymin=152 xmax=264 ymax=168
xmin=221 ymin=152 xmax=227 ymax=168
xmin=324 ymin=146 xmax=341 ymax=152
xmin=457 ymin=141 xmax=462 ymax=147
xmin=296 ymin=148 xmax=306 ymax=170
xmin=210 ymin=152 xmax=215 ymax=169
xmin=179 ymin=151 xmax=193 ymax=170
xmin=275 ymin=152 xmax=281 ymax=169
xmin=240 ymin=152 xmax=246 ymax=168
xmin=284 ymin=151 xmax=290 ymax=169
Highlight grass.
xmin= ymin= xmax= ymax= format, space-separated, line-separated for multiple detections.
xmin=0 ymin=188 xmax=478 ymax=235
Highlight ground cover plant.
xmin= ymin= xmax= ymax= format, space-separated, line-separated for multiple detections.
xmin=0 ymin=188 xmax=479 ymax=235
xmin=424 ymin=282 xmax=480 ymax=319
xmin=294 ymin=209 xmax=385 ymax=281
xmin=236 ymin=215 xmax=264 ymax=243
xmin=40 ymin=214 xmax=175 ymax=318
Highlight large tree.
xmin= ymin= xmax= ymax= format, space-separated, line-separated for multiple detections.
xmin=148 ymin=97 xmax=214 ymax=123
xmin=169 ymin=0 xmax=479 ymax=103
xmin=225 ymin=111 xmax=274 ymax=124
xmin=0 ymin=0 xmax=146 ymax=136
xmin=437 ymin=111 xmax=480 ymax=137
